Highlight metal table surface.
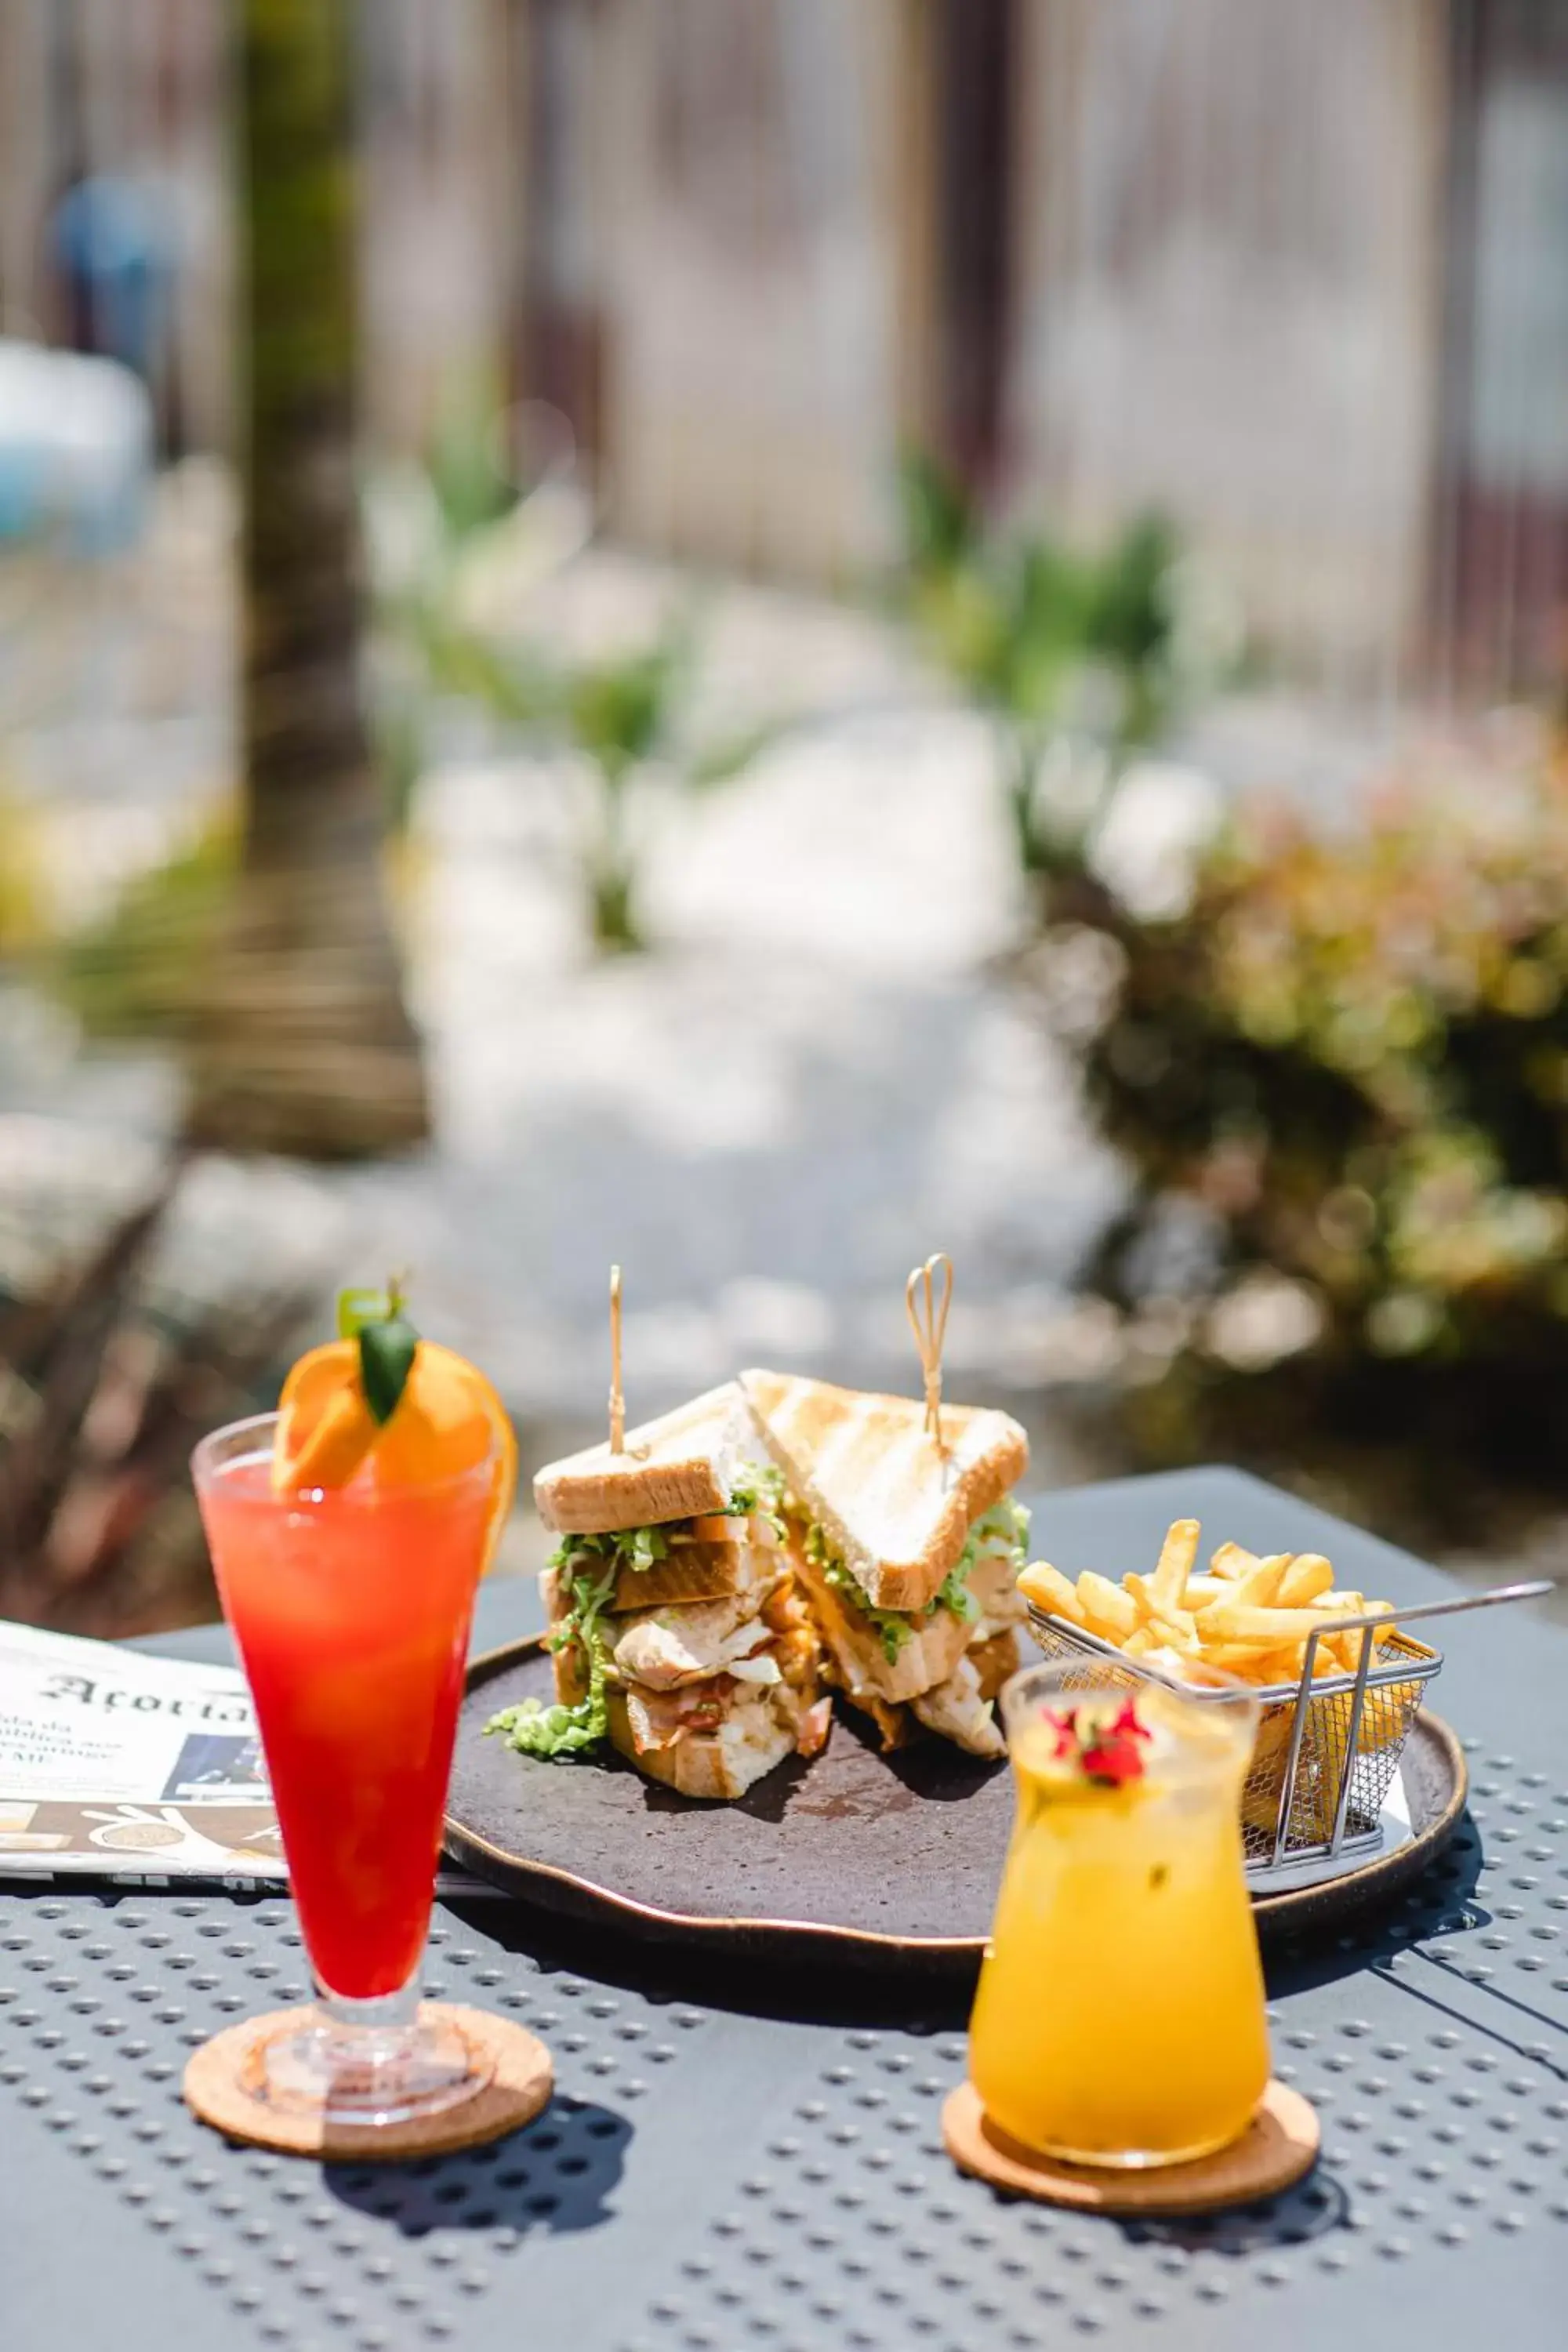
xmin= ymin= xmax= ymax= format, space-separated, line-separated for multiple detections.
xmin=3 ymin=1466 xmax=1565 ymax=2351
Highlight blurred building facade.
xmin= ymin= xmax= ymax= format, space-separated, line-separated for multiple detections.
xmin=1 ymin=0 xmax=1563 ymax=708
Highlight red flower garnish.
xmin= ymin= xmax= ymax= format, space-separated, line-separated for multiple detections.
xmin=1042 ymin=1697 xmax=1152 ymax=1786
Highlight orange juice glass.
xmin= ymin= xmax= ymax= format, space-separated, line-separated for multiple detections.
xmin=193 ymin=1411 xmax=501 ymax=2127
xmin=968 ymin=1661 xmax=1269 ymax=2167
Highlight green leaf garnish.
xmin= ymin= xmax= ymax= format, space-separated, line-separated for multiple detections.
xmin=360 ymin=1315 xmax=419 ymax=1425
xmin=337 ymin=1285 xmax=393 ymax=1339
xmin=339 ymin=1280 xmax=420 ymax=1427
xmin=956 ymin=1497 xmax=1032 ymax=1580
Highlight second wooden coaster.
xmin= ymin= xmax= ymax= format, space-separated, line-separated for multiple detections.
xmin=184 ymin=2002 xmax=553 ymax=2162
xmin=942 ymin=2078 xmax=1319 ymax=2214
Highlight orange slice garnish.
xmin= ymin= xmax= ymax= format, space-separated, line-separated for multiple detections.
xmin=274 ymin=1315 xmax=517 ymax=1568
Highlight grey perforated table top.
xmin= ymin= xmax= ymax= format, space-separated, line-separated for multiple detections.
xmin=3 ymin=1467 xmax=1565 ymax=2350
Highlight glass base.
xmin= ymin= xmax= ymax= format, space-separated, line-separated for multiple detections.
xmin=259 ymin=2000 xmax=493 ymax=2129
xmin=1000 ymin=2114 xmax=1258 ymax=2172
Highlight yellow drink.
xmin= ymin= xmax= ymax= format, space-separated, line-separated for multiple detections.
xmin=969 ymin=1667 xmax=1269 ymax=2168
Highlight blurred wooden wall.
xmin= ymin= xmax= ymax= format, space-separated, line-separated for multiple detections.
xmin=2 ymin=0 xmax=1564 ymax=703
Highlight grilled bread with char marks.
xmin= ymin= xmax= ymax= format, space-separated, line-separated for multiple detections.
xmin=740 ymin=1369 xmax=1027 ymax=1613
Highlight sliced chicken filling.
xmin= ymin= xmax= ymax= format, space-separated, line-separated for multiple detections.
xmin=609 ymin=1580 xmax=786 ymax=1690
xmin=909 ymin=1653 xmax=1006 ymax=1759
xmin=622 ymin=1673 xmax=825 ymax=1759
xmin=966 ymin=1549 xmax=1027 ymax=1643
xmin=612 ymin=1571 xmax=824 ymax=1759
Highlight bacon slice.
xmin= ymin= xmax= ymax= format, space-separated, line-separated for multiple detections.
xmin=622 ymin=1677 xmax=741 ymax=1753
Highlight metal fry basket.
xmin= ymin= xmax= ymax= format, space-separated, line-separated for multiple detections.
xmin=1025 ymin=1581 xmax=1545 ymax=1878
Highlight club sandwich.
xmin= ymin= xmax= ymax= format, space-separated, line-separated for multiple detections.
xmin=740 ymin=1369 xmax=1030 ymax=1759
xmin=495 ymin=1383 xmax=827 ymax=1799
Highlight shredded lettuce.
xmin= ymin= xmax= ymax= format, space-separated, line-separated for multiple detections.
xmin=804 ymin=1521 xmax=913 ymax=1665
xmin=934 ymin=1561 xmax=981 ymax=1623
xmin=728 ymin=1461 xmax=786 ymax=1538
xmin=938 ymin=1498 xmax=1029 ymax=1624
xmin=487 ymin=1479 xmax=788 ymax=1764
xmin=956 ymin=1497 xmax=1031 ymax=1580
xmin=803 ymin=1494 xmax=1029 ymax=1663
xmin=808 ymin=1524 xmax=921 ymax=1675
xmin=485 ymin=1555 xmax=618 ymax=1759
xmin=545 ymin=1521 xmax=671 ymax=1578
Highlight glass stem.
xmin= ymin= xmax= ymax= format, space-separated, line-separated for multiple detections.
xmin=315 ymin=1973 xmax=422 ymax=2058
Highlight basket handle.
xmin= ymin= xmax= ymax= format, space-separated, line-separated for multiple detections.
xmin=1273 ymin=1579 xmax=1552 ymax=1865
xmin=1298 ymin=1577 xmax=1552 ymax=1642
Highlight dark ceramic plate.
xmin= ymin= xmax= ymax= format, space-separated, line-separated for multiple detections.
xmin=445 ymin=1639 xmax=1468 ymax=1972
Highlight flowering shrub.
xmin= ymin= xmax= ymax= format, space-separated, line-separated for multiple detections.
xmin=1073 ymin=724 xmax=1568 ymax=1424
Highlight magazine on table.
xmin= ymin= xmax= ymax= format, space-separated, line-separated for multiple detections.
xmin=0 ymin=1620 xmax=488 ymax=1893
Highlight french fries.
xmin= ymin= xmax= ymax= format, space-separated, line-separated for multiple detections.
xmin=1018 ymin=1526 xmax=1398 ymax=1692
xmin=1073 ymin=1572 xmax=1140 ymax=1645
xmin=1019 ymin=1522 xmax=1425 ymax=1852
xmin=1149 ymin=1517 xmax=1200 ymax=1611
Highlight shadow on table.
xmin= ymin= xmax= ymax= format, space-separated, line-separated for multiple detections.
xmin=1119 ymin=2164 xmax=1350 ymax=2253
xmin=1265 ymin=1811 xmax=1488 ymax=2001
xmin=1265 ymin=1811 xmax=1567 ymax=2078
xmin=448 ymin=1814 xmax=1490 ymax=2034
xmin=323 ymin=2094 xmax=630 ymax=2237
xmin=445 ymin=1805 xmax=1513 ymax=2054
xmin=444 ymin=1891 xmax=977 ymax=2031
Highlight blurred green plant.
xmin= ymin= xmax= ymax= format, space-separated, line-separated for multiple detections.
xmin=53 ymin=817 xmax=234 ymax=1040
xmin=376 ymin=419 xmax=780 ymax=953
xmin=1058 ymin=728 xmax=1568 ymax=1471
xmin=0 ymin=787 xmax=49 ymax=960
xmin=895 ymin=452 xmax=1200 ymax=903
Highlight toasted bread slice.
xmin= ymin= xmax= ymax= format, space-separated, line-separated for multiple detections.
xmin=543 ymin=1527 xmax=781 ymax=1616
xmin=788 ymin=1525 xmax=973 ymax=1704
xmin=534 ymin=1381 xmax=758 ymax=1534
xmin=604 ymin=1686 xmax=798 ymax=1800
xmin=741 ymin=1369 xmax=1027 ymax=1613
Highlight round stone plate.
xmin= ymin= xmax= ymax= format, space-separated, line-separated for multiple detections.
xmin=445 ymin=1639 xmax=1468 ymax=1973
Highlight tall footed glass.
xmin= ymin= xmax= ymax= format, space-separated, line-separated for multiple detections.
xmin=969 ymin=1661 xmax=1269 ymax=2169
xmin=194 ymin=1413 xmax=503 ymax=2126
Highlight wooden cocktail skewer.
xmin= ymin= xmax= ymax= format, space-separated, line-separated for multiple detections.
xmin=608 ymin=1263 xmax=626 ymax=1454
xmin=906 ymin=1251 xmax=953 ymax=1453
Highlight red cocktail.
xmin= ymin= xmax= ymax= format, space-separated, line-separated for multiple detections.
xmin=194 ymin=1410 xmax=503 ymax=2125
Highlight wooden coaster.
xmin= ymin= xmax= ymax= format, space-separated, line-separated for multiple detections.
xmin=942 ymin=2078 xmax=1319 ymax=2214
xmin=183 ymin=2002 xmax=553 ymax=2162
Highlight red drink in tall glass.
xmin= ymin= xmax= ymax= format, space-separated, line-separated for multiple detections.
xmin=192 ymin=1411 xmax=505 ymax=2126
xmin=198 ymin=1446 xmax=493 ymax=1999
